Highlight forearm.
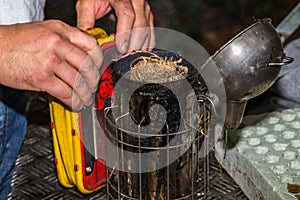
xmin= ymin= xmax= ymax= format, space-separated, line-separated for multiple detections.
xmin=0 ymin=24 xmax=21 ymax=88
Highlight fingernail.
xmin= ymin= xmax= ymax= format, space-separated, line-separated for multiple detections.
xmin=93 ymin=86 xmax=98 ymax=93
xmin=121 ymin=42 xmax=128 ymax=53
xmin=88 ymin=96 xmax=94 ymax=106
xmin=92 ymin=82 xmax=99 ymax=93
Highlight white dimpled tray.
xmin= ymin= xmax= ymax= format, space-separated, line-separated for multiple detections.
xmin=215 ymin=108 xmax=300 ymax=200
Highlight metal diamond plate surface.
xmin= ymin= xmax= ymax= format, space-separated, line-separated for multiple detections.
xmin=215 ymin=109 xmax=300 ymax=200
xmin=7 ymin=93 xmax=249 ymax=200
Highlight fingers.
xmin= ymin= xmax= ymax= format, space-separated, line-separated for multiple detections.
xmin=50 ymin=54 xmax=98 ymax=110
xmin=62 ymin=27 xmax=104 ymax=108
xmin=110 ymin=0 xmax=155 ymax=53
xmin=127 ymin=0 xmax=148 ymax=52
xmin=46 ymin=21 xmax=103 ymax=109
xmin=66 ymin=19 xmax=104 ymax=69
xmin=145 ymin=3 xmax=156 ymax=51
xmin=109 ymin=0 xmax=135 ymax=53
xmin=52 ymin=41 xmax=100 ymax=108
xmin=76 ymin=0 xmax=96 ymax=30
xmin=45 ymin=75 xmax=84 ymax=111
xmin=76 ymin=0 xmax=112 ymax=31
xmin=52 ymin=62 xmax=93 ymax=110
xmin=68 ymin=21 xmax=99 ymax=52
xmin=76 ymin=0 xmax=156 ymax=53
xmin=54 ymin=36 xmax=100 ymax=87
xmin=88 ymin=45 xmax=103 ymax=70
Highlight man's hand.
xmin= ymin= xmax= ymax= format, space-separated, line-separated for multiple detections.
xmin=0 ymin=20 xmax=103 ymax=110
xmin=76 ymin=0 xmax=155 ymax=53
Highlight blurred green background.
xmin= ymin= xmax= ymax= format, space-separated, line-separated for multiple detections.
xmin=45 ymin=0 xmax=300 ymax=54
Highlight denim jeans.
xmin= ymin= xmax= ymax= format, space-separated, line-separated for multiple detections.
xmin=0 ymin=100 xmax=27 ymax=199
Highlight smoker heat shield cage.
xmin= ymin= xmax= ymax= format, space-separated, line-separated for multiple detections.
xmin=102 ymin=50 xmax=212 ymax=199
xmin=49 ymin=28 xmax=213 ymax=198
xmin=48 ymin=28 xmax=114 ymax=194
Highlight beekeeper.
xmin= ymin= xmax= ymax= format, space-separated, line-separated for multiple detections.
xmin=0 ymin=0 xmax=154 ymax=198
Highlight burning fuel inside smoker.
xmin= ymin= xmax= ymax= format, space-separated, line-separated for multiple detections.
xmin=99 ymin=50 xmax=214 ymax=199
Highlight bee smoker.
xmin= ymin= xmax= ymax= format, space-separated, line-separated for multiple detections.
xmin=48 ymin=28 xmax=213 ymax=198
xmin=98 ymin=50 xmax=212 ymax=199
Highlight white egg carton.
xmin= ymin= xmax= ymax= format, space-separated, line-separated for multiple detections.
xmin=215 ymin=108 xmax=300 ymax=200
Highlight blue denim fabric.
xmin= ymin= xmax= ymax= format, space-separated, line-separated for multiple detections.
xmin=0 ymin=101 xmax=27 ymax=200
